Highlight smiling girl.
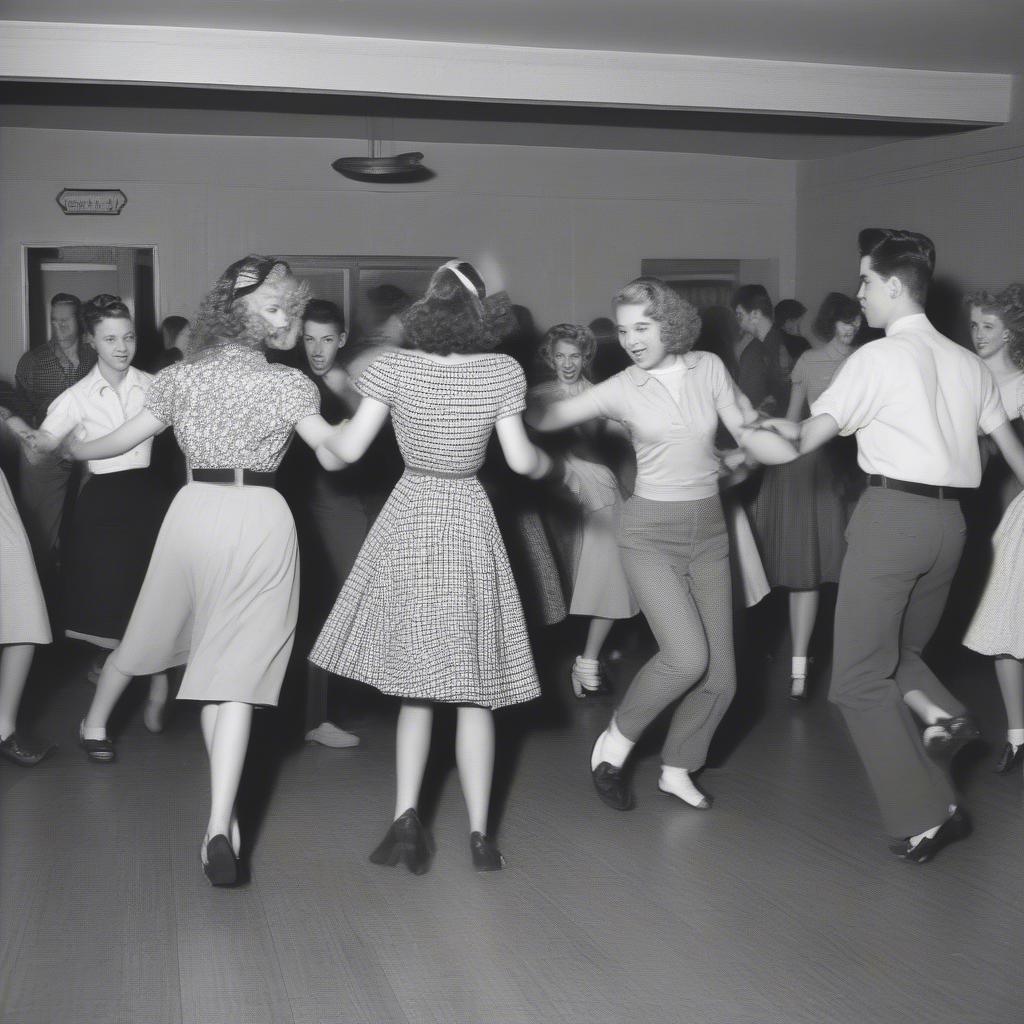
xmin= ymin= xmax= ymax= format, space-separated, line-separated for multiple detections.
xmin=528 ymin=323 xmax=637 ymax=697
xmin=527 ymin=278 xmax=760 ymax=811
xmin=32 ymin=295 xmax=172 ymax=731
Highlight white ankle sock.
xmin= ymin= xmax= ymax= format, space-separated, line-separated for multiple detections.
xmin=81 ymin=722 xmax=107 ymax=741
xmin=1007 ymin=729 xmax=1024 ymax=749
xmin=791 ymin=656 xmax=808 ymax=678
xmin=575 ymin=656 xmax=601 ymax=691
xmin=658 ymin=766 xmax=709 ymax=808
xmin=592 ymin=718 xmax=634 ymax=769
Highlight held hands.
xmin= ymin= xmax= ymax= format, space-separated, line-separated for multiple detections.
xmin=738 ymin=424 xmax=800 ymax=466
xmin=757 ymin=418 xmax=802 ymax=443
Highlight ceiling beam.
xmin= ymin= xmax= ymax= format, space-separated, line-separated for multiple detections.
xmin=0 ymin=19 xmax=1013 ymax=125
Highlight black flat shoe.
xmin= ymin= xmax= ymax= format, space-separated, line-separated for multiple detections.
xmin=570 ymin=664 xmax=613 ymax=700
xmin=888 ymin=808 xmax=971 ymax=864
xmin=78 ymin=720 xmax=115 ymax=763
xmin=0 ymin=732 xmax=56 ymax=766
xmin=993 ymin=742 xmax=1024 ymax=775
xmin=202 ymin=834 xmax=238 ymax=886
xmin=923 ymin=716 xmax=982 ymax=759
xmin=369 ymin=808 xmax=433 ymax=875
xmin=469 ymin=832 xmax=505 ymax=871
xmin=591 ymin=762 xmax=635 ymax=811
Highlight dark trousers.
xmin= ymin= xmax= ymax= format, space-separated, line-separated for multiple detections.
xmin=303 ymin=487 xmax=378 ymax=731
xmin=829 ymin=487 xmax=965 ymax=838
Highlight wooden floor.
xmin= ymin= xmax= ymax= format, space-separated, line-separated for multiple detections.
xmin=2 ymin=613 xmax=1022 ymax=1024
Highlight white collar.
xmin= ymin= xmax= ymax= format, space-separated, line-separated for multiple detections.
xmin=885 ymin=312 xmax=929 ymax=337
xmin=84 ymin=363 xmax=145 ymax=397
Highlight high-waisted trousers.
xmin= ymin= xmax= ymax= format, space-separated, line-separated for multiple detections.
xmin=615 ymin=494 xmax=736 ymax=769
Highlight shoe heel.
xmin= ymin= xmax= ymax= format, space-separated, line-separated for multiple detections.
xmin=203 ymin=834 xmax=238 ymax=886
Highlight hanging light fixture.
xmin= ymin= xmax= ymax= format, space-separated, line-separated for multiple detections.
xmin=332 ymin=116 xmax=433 ymax=181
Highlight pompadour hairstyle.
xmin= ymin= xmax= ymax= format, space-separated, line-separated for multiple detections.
xmin=858 ymin=228 xmax=935 ymax=304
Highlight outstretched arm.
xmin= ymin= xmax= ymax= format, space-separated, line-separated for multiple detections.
xmin=315 ymin=396 xmax=391 ymax=468
xmin=525 ymin=390 xmax=602 ymax=432
xmin=495 ymin=414 xmax=554 ymax=479
xmin=989 ymin=420 xmax=1024 ymax=486
xmin=66 ymin=410 xmax=166 ymax=461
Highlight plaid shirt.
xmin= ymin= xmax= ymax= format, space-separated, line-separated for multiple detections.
xmin=11 ymin=338 xmax=97 ymax=427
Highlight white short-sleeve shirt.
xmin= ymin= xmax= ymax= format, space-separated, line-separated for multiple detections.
xmin=811 ymin=313 xmax=1007 ymax=487
xmin=41 ymin=364 xmax=154 ymax=474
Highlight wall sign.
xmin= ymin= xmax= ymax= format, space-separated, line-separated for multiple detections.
xmin=56 ymin=188 xmax=127 ymax=216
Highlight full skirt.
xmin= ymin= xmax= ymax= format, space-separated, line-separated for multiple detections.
xmin=111 ymin=482 xmax=300 ymax=706
xmin=310 ymin=473 xmax=541 ymax=708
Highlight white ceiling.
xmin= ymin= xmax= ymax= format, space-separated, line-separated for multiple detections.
xmin=4 ymin=0 xmax=1023 ymax=73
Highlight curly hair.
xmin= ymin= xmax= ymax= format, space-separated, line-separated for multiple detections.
xmin=539 ymin=323 xmax=596 ymax=370
xmin=401 ymin=263 xmax=500 ymax=355
xmin=812 ymin=292 xmax=861 ymax=343
xmin=189 ymin=260 xmax=309 ymax=357
xmin=613 ymin=277 xmax=702 ymax=354
xmin=82 ymin=293 xmax=132 ymax=335
xmin=968 ymin=284 xmax=1024 ymax=370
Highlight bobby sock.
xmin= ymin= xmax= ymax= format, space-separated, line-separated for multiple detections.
xmin=791 ymin=656 xmax=808 ymax=678
xmin=1007 ymin=728 xmax=1024 ymax=749
xmin=593 ymin=717 xmax=634 ymax=769
xmin=658 ymin=766 xmax=708 ymax=808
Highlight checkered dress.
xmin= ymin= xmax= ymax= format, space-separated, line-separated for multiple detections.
xmin=309 ymin=349 xmax=541 ymax=708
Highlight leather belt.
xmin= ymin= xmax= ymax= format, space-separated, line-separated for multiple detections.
xmin=189 ymin=467 xmax=277 ymax=487
xmin=405 ymin=465 xmax=476 ymax=480
xmin=866 ymin=474 xmax=968 ymax=501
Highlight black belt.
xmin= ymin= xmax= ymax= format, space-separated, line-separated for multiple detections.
xmin=866 ymin=474 xmax=968 ymax=501
xmin=189 ymin=468 xmax=277 ymax=488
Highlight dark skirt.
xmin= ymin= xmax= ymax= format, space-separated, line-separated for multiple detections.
xmin=64 ymin=469 xmax=171 ymax=646
xmin=752 ymin=440 xmax=859 ymax=590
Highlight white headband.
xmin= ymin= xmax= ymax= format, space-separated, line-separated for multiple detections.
xmin=442 ymin=259 xmax=483 ymax=298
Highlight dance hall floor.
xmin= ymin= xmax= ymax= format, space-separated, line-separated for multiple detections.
xmin=2 ymin=619 xmax=1021 ymax=1024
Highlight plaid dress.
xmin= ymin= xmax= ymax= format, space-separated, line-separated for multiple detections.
xmin=309 ymin=349 xmax=541 ymax=708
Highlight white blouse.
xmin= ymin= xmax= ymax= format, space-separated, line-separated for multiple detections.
xmin=41 ymin=364 xmax=154 ymax=474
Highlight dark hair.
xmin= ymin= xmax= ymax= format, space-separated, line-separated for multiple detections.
xmin=613 ymin=277 xmax=701 ymax=354
xmin=303 ymin=298 xmax=345 ymax=333
xmin=696 ymin=305 xmax=740 ymax=377
xmin=588 ymin=316 xmax=617 ymax=346
xmin=50 ymin=292 xmax=81 ymax=312
xmin=732 ymin=284 xmax=774 ymax=320
xmin=858 ymin=228 xmax=935 ymax=304
xmin=82 ymin=294 xmax=132 ymax=335
xmin=364 ymin=284 xmax=411 ymax=326
xmin=190 ymin=256 xmax=309 ymax=356
xmin=160 ymin=314 xmax=190 ymax=348
xmin=401 ymin=262 xmax=503 ymax=355
xmin=812 ymin=292 xmax=862 ymax=343
xmin=968 ymin=284 xmax=1024 ymax=370
xmin=774 ymin=298 xmax=806 ymax=325
xmin=539 ymin=323 xmax=597 ymax=370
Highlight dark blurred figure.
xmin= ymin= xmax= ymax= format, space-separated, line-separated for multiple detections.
xmin=153 ymin=315 xmax=190 ymax=371
xmin=733 ymin=284 xmax=792 ymax=414
xmin=588 ymin=316 xmax=631 ymax=382
xmin=774 ymin=298 xmax=811 ymax=360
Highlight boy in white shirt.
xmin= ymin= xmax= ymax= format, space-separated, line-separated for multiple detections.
xmin=740 ymin=229 xmax=1024 ymax=862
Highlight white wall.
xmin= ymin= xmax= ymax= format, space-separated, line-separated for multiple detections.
xmin=0 ymin=126 xmax=797 ymax=379
xmin=796 ymin=76 xmax=1024 ymax=337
